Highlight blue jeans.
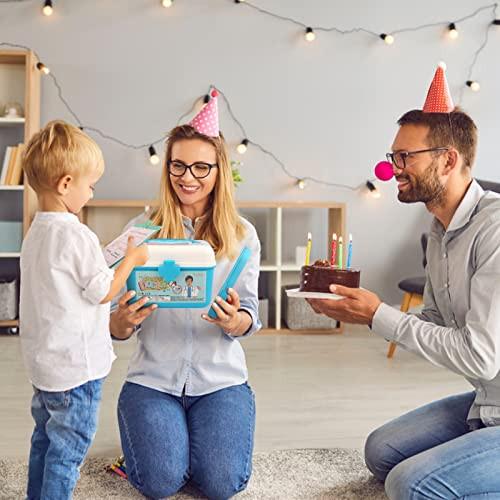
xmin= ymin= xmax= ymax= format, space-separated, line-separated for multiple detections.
xmin=365 ymin=391 xmax=500 ymax=499
xmin=117 ymin=382 xmax=255 ymax=500
xmin=27 ymin=378 xmax=104 ymax=500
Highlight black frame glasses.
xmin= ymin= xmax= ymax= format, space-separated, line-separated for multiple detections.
xmin=167 ymin=159 xmax=218 ymax=179
xmin=386 ymin=147 xmax=449 ymax=170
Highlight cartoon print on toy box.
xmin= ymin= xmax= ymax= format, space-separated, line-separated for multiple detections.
xmin=136 ymin=270 xmax=205 ymax=303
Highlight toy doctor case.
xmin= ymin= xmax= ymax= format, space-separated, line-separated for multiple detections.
xmin=127 ymin=239 xmax=216 ymax=308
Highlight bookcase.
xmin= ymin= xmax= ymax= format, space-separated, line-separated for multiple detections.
xmin=0 ymin=50 xmax=40 ymax=332
xmin=81 ymin=200 xmax=345 ymax=334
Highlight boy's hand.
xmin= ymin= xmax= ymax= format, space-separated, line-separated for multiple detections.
xmin=124 ymin=236 xmax=149 ymax=266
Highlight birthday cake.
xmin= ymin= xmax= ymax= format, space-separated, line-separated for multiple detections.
xmin=300 ymin=259 xmax=360 ymax=293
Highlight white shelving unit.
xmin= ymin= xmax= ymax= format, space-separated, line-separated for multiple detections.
xmin=82 ymin=200 xmax=345 ymax=334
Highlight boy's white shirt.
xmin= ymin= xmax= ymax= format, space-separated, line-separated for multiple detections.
xmin=20 ymin=212 xmax=116 ymax=392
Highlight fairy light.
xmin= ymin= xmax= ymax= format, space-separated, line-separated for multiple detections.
xmin=42 ymin=0 xmax=53 ymax=16
xmin=36 ymin=62 xmax=50 ymax=75
xmin=148 ymin=146 xmax=160 ymax=165
xmin=466 ymin=80 xmax=481 ymax=92
xmin=305 ymin=27 xmax=316 ymax=42
xmin=380 ymin=33 xmax=394 ymax=45
xmin=447 ymin=23 xmax=459 ymax=39
xmin=366 ymin=181 xmax=381 ymax=198
xmin=297 ymin=179 xmax=306 ymax=190
xmin=161 ymin=0 xmax=173 ymax=7
xmin=237 ymin=139 xmax=249 ymax=154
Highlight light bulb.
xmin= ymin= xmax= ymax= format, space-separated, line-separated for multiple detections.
xmin=237 ymin=139 xmax=249 ymax=154
xmin=161 ymin=0 xmax=173 ymax=7
xmin=466 ymin=80 xmax=480 ymax=92
xmin=305 ymin=27 xmax=316 ymax=42
xmin=36 ymin=62 xmax=50 ymax=75
xmin=366 ymin=180 xmax=381 ymax=198
xmin=148 ymin=146 xmax=160 ymax=165
xmin=297 ymin=179 xmax=306 ymax=190
xmin=448 ymin=23 xmax=458 ymax=39
xmin=380 ymin=33 xmax=394 ymax=45
xmin=42 ymin=0 xmax=53 ymax=16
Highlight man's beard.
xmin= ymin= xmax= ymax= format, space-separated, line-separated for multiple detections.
xmin=397 ymin=159 xmax=445 ymax=208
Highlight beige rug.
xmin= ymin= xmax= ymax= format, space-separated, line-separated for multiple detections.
xmin=0 ymin=449 xmax=386 ymax=499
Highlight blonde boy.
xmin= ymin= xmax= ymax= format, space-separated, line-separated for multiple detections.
xmin=20 ymin=120 xmax=148 ymax=500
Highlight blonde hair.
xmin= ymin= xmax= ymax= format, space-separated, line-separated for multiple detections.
xmin=22 ymin=120 xmax=104 ymax=193
xmin=151 ymin=125 xmax=245 ymax=259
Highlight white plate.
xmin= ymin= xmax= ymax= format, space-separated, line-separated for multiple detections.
xmin=285 ymin=288 xmax=344 ymax=300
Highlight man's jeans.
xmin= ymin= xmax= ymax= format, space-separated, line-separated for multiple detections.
xmin=27 ymin=378 xmax=104 ymax=500
xmin=117 ymin=381 xmax=255 ymax=500
xmin=365 ymin=391 xmax=500 ymax=499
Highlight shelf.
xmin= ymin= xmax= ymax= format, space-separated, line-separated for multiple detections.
xmin=281 ymin=263 xmax=302 ymax=271
xmin=0 ymin=185 xmax=24 ymax=191
xmin=0 ymin=117 xmax=25 ymax=127
xmin=0 ymin=252 xmax=20 ymax=258
xmin=0 ymin=319 xmax=18 ymax=328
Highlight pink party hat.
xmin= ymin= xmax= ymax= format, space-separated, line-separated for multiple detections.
xmin=189 ymin=89 xmax=220 ymax=137
xmin=423 ymin=63 xmax=454 ymax=113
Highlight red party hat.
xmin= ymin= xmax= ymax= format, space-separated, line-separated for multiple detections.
xmin=189 ymin=89 xmax=220 ymax=137
xmin=423 ymin=63 xmax=454 ymax=113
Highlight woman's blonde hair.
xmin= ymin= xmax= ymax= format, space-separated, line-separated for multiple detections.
xmin=22 ymin=120 xmax=104 ymax=193
xmin=152 ymin=125 xmax=245 ymax=259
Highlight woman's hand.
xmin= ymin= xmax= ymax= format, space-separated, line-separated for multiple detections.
xmin=110 ymin=290 xmax=157 ymax=340
xmin=201 ymin=288 xmax=251 ymax=336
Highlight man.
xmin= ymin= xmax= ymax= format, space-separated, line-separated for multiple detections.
xmin=309 ymin=65 xmax=500 ymax=499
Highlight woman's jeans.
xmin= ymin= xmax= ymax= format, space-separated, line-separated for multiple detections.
xmin=365 ymin=391 xmax=500 ymax=499
xmin=27 ymin=378 xmax=104 ymax=500
xmin=117 ymin=381 xmax=255 ymax=500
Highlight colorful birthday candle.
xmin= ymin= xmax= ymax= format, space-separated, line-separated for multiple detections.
xmin=346 ymin=233 xmax=353 ymax=269
xmin=305 ymin=232 xmax=312 ymax=265
xmin=330 ymin=233 xmax=337 ymax=266
xmin=338 ymin=236 xmax=343 ymax=269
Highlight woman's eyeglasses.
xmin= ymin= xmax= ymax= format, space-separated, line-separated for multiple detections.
xmin=386 ymin=147 xmax=449 ymax=170
xmin=167 ymin=160 xmax=218 ymax=179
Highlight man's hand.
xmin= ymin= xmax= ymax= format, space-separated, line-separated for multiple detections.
xmin=307 ymin=284 xmax=382 ymax=326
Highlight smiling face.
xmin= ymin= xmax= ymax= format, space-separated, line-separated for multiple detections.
xmin=168 ymin=138 xmax=218 ymax=216
xmin=391 ymin=124 xmax=447 ymax=207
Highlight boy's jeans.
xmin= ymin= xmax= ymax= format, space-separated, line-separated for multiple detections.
xmin=27 ymin=378 xmax=104 ymax=500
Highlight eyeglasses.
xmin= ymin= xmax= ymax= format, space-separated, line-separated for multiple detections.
xmin=386 ymin=147 xmax=449 ymax=170
xmin=167 ymin=159 xmax=218 ymax=179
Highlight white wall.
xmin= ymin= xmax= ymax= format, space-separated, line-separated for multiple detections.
xmin=2 ymin=0 xmax=498 ymax=303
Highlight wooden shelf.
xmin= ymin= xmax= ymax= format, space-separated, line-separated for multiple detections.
xmin=0 ymin=117 xmax=25 ymax=127
xmin=0 ymin=252 xmax=21 ymax=258
xmin=0 ymin=319 xmax=19 ymax=328
xmin=0 ymin=185 xmax=24 ymax=190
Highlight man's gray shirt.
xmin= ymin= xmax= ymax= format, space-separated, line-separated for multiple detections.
xmin=373 ymin=180 xmax=500 ymax=426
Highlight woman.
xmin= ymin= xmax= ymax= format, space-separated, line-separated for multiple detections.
xmin=110 ymin=122 xmax=261 ymax=500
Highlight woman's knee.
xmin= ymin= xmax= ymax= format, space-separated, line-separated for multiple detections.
xmin=192 ymin=461 xmax=251 ymax=500
xmin=131 ymin=467 xmax=188 ymax=500
xmin=364 ymin=426 xmax=400 ymax=481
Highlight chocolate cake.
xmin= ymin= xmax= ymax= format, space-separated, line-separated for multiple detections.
xmin=300 ymin=259 xmax=360 ymax=293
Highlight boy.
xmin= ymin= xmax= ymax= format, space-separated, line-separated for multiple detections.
xmin=20 ymin=120 xmax=149 ymax=499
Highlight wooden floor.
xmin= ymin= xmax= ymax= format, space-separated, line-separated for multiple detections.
xmin=0 ymin=326 xmax=469 ymax=459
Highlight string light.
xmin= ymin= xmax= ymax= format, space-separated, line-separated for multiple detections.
xmin=161 ymin=0 xmax=173 ymax=7
xmin=297 ymin=179 xmax=306 ymax=190
xmin=148 ymin=146 xmax=160 ymax=165
xmin=36 ymin=62 xmax=50 ymax=75
xmin=236 ymin=139 xmax=249 ymax=154
xmin=380 ymin=33 xmax=394 ymax=45
xmin=493 ymin=19 xmax=500 ymax=25
xmin=366 ymin=181 xmax=381 ymax=198
xmin=466 ymin=80 xmax=481 ymax=91
xmin=42 ymin=0 xmax=52 ymax=16
xmin=447 ymin=23 xmax=459 ymax=39
xmin=304 ymin=27 xmax=316 ymax=42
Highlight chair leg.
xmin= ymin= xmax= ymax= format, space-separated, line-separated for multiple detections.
xmin=387 ymin=292 xmax=413 ymax=359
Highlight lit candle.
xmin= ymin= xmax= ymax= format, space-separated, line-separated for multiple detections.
xmin=347 ymin=233 xmax=353 ymax=268
xmin=330 ymin=233 xmax=337 ymax=266
xmin=305 ymin=232 xmax=312 ymax=265
xmin=338 ymin=236 xmax=343 ymax=269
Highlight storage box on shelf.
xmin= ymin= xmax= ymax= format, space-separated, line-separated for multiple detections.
xmin=82 ymin=200 xmax=345 ymax=334
xmin=0 ymin=50 xmax=41 ymax=330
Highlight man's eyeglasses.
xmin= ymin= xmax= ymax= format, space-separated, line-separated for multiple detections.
xmin=167 ymin=160 xmax=218 ymax=179
xmin=386 ymin=147 xmax=449 ymax=170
